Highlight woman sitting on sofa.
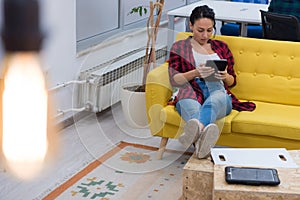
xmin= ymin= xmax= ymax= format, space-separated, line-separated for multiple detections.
xmin=168 ymin=5 xmax=256 ymax=159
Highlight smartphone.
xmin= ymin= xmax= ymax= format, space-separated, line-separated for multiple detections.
xmin=204 ymin=59 xmax=228 ymax=81
xmin=205 ymin=59 xmax=228 ymax=71
xmin=225 ymin=166 xmax=280 ymax=186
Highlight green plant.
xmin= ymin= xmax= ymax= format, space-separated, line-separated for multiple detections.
xmin=128 ymin=6 xmax=148 ymax=16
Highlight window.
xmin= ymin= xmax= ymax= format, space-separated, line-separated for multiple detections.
xmin=76 ymin=0 xmax=193 ymax=52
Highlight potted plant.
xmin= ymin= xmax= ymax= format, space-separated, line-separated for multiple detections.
xmin=121 ymin=0 xmax=165 ymax=128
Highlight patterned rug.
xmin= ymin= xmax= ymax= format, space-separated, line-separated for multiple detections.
xmin=42 ymin=141 xmax=192 ymax=200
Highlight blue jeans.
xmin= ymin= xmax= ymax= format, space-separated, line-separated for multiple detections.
xmin=176 ymin=79 xmax=232 ymax=126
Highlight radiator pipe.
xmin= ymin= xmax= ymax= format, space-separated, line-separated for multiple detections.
xmin=54 ymin=106 xmax=87 ymax=118
xmin=49 ymin=80 xmax=87 ymax=92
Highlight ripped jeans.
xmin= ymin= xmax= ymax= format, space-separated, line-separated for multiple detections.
xmin=176 ymin=78 xmax=232 ymax=126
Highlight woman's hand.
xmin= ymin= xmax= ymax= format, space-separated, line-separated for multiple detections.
xmin=196 ymin=64 xmax=215 ymax=78
xmin=214 ymin=67 xmax=228 ymax=80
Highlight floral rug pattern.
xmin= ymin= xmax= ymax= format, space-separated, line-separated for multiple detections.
xmin=43 ymin=142 xmax=191 ymax=200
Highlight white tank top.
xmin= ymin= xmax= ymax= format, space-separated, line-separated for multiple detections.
xmin=192 ymin=49 xmax=220 ymax=67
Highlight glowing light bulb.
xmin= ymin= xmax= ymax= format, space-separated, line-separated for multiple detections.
xmin=0 ymin=0 xmax=57 ymax=180
xmin=1 ymin=52 xmax=48 ymax=179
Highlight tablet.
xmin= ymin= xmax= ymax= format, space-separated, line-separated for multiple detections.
xmin=206 ymin=59 xmax=228 ymax=71
xmin=225 ymin=166 xmax=280 ymax=186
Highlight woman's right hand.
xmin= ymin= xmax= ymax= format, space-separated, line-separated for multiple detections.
xmin=195 ymin=64 xmax=215 ymax=79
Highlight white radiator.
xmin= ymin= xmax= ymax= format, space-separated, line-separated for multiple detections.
xmin=77 ymin=47 xmax=167 ymax=113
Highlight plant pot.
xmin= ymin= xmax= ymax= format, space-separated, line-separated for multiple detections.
xmin=120 ymin=83 xmax=148 ymax=129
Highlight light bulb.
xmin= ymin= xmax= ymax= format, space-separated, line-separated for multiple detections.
xmin=0 ymin=0 xmax=53 ymax=180
xmin=1 ymin=52 xmax=48 ymax=180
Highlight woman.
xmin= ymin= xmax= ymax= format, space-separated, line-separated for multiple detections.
xmin=168 ymin=5 xmax=255 ymax=159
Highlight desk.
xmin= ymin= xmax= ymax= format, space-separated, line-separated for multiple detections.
xmin=167 ymin=0 xmax=268 ymax=50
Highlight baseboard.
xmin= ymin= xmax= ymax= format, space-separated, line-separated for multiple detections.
xmin=57 ymin=104 xmax=115 ymax=131
xmin=56 ymin=110 xmax=91 ymax=131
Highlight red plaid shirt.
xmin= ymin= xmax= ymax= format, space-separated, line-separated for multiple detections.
xmin=168 ymin=37 xmax=255 ymax=111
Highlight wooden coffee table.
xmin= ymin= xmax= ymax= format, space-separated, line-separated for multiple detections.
xmin=183 ymin=154 xmax=214 ymax=200
xmin=183 ymin=150 xmax=300 ymax=200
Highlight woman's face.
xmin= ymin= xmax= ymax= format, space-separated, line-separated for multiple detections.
xmin=189 ymin=18 xmax=214 ymax=45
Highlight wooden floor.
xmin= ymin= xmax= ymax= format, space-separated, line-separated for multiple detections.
xmin=0 ymin=103 xmax=185 ymax=200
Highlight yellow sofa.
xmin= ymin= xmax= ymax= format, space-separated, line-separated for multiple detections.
xmin=146 ymin=32 xmax=300 ymax=159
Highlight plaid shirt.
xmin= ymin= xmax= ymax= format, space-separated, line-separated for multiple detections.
xmin=268 ymin=0 xmax=300 ymax=22
xmin=168 ymin=37 xmax=256 ymax=111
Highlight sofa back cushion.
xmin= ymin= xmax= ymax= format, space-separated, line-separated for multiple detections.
xmin=176 ymin=32 xmax=300 ymax=106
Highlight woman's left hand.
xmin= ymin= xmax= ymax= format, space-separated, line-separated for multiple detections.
xmin=214 ymin=68 xmax=228 ymax=80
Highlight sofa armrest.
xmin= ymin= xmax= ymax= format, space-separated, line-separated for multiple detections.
xmin=145 ymin=62 xmax=173 ymax=136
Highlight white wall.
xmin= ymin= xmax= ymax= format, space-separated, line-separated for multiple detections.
xmin=39 ymin=0 xmax=79 ymax=123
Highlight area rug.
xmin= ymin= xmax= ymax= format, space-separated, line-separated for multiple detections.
xmin=42 ymin=141 xmax=192 ymax=200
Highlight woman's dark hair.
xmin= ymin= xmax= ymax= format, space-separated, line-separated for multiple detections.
xmin=189 ymin=5 xmax=216 ymax=30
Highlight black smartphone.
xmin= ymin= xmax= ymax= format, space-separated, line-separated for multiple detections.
xmin=205 ymin=59 xmax=228 ymax=71
xmin=225 ymin=166 xmax=280 ymax=186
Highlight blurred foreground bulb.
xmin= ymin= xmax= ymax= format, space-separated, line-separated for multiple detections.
xmin=1 ymin=0 xmax=49 ymax=179
xmin=2 ymin=53 xmax=48 ymax=180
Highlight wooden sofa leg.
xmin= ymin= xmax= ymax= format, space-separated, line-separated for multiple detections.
xmin=157 ymin=137 xmax=169 ymax=160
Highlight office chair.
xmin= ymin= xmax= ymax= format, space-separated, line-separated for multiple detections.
xmin=260 ymin=10 xmax=300 ymax=42
xmin=220 ymin=0 xmax=268 ymax=38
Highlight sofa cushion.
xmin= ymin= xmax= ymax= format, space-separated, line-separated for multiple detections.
xmin=232 ymin=101 xmax=300 ymax=141
xmin=220 ymin=37 xmax=300 ymax=107
xmin=160 ymin=105 xmax=239 ymax=134
xmin=216 ymin=110 xmax=239 ymax=134
xmin=160 ymin=105 xmax=184 ymax=127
